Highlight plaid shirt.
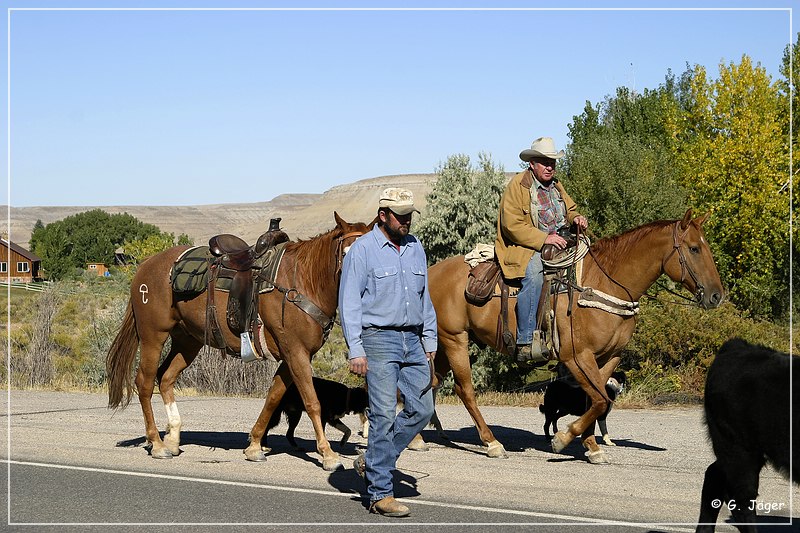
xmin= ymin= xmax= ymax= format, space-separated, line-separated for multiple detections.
xmin=535 ymin=180 xmax=566 ymax=234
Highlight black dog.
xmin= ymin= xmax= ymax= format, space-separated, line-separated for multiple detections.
xmin=265 ymin=377 xmax=369 ymax=449
xmin=539 ymin=367 xmax=626 ymax=445
xmin=696 ymin=338 xmax=798 ymax=533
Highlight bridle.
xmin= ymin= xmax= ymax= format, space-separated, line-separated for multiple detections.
xmin=274 ymin=228 xmax=366 ymax=341
xmin=334 ymin=230 xmax=366 ymax=279
xmin=661 ymin=220 xmax=705 ymax=304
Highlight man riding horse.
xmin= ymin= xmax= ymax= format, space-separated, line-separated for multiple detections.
xmin=495 ymin=136 xmax=588 ymax=363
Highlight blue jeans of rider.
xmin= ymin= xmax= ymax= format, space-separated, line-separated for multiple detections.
xmin=361 ymin=327 xmax=434 ymax=504
xmin=516 ymin=252 xmax=544 ymax=346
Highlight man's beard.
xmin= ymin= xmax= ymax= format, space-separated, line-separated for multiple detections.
xmin=384 ymin=223 xmax=409 ymax=241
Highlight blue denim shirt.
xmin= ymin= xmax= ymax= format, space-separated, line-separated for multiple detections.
xmin=338 ymin=224 xmax=438 ymax=360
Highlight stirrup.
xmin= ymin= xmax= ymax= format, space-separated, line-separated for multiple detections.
xmin=240 ymin=332 xmax=259 ymax=363
xmin=515 ymin=331 xmax=551 ymax=365
xmin=530 ymin=330 xmax=551 ymax=361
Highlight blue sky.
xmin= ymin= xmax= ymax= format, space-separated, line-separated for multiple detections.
xmin=3 ymin=1 xmax=794 ymax=207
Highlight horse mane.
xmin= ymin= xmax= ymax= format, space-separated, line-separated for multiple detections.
xmin=283 ymin=225 xmax=343 ymax=297
xmin=589 ymin=219 xmax=675 ymax=272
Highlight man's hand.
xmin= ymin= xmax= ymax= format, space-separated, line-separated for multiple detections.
xmin=349 ymin=356 xmax=368 ymax=377
xmin=544 ymin=232 xmax=567 ymax=249
xmin=574 ymin=215 xmax=588 ymax=230
xmin=426 ymin=351 xmax=436 ymax=362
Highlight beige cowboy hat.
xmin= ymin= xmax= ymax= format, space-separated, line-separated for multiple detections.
xmin=519 ymin=137 xmax=565 ymax=162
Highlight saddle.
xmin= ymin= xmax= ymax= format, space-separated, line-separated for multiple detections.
xmin=206 ymin=218 xmax=290 ymax=362
xmin=464 ymin=226 xmax=587 ymax=362
xmin=540 ymin=225 xmax=579 ymax=262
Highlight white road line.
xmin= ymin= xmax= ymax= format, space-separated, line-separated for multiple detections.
xmin=5 ymin=459 xmax=699 ymax=530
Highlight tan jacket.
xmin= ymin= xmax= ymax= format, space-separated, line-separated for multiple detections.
xmin=494 ymin=170 xmax=580 ymax=279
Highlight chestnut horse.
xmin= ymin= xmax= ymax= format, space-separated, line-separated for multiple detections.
xmin=106 ymin=213 xmax=371 ymax=471
xmin=428 ymin=210 xmax=724 ymax=463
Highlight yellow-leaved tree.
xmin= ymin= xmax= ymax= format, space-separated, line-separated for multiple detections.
xmin=669 ymin=56 xmax=789 ymax=319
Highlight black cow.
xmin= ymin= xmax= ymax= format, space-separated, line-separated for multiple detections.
xmin=696 ymin=338 xmax=798 ymax=532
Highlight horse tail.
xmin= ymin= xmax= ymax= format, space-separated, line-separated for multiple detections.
xmin=106 ymin=299 xmax=140 ymax=409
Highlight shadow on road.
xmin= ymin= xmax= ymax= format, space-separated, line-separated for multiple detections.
xmin=418 ymin=425 xmax=667 ymax=456
xmin=116 ymin=430 xmax=251 ymax=451
xmin=326 ymin=457 xmax=423 ymax=508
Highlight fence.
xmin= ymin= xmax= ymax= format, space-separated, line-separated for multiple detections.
xmin=0 ymin=281 xmax=52 ymax=293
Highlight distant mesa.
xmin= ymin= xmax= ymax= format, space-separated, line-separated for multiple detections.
xmin=5 ymin=173 xmax=438 ymax=249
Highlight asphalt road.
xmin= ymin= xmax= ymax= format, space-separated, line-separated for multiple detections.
xmin=2 ymin=390 xmax=797 ymax=532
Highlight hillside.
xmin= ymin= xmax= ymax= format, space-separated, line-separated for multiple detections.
xmin=4 ymin=173 xmax=438 ymax=250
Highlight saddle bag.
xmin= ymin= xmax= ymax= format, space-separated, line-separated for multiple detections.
xmin=171 ymin=247 xmax=210 ymax=295
xmin=465 ymin=260 xmax=502 ymax=306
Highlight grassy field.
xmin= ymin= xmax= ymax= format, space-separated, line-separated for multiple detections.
xmin=2 ymin=286 xmax=42 ymax=324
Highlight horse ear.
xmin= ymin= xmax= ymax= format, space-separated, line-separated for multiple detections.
xmin=680 ymin=209 xmax=693 ymax=230
xmin=695 ymin=212 xmax=710 ymax=226
xmin=368 ymin=215 xmax=379 ymax=229
xmin=334 ymin=211 xmax=346 ymax=228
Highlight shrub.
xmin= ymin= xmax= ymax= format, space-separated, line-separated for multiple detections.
xmin=623 ymin=299 xmax=794 ymax=370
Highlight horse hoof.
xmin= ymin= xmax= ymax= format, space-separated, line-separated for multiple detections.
xmin=586 ymin=449 xmax=610 ymax=464
xmin=323 ymin=458 xmax=343 ymax=471
xmin=487 ymin=440 xmax=508 ymax=458
xmin=150 ymin=448 xmax=173 ymax=459
xmin=603 ymin=438 xmax=617 ymax=447
xmin=551 ymin=432 xmax=570 ymax=454
xmin=244 ymin=449 xmax=268 ymax=462
xmin=407 ymin=434 xmax=429 ymax=452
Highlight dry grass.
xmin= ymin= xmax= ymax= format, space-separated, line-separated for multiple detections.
xmin=436 ymin=391 xmax=544 ymax=408
xmin=435 ymin=390 xmax=690 ymax=410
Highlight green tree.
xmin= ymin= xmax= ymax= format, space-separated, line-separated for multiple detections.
xmin=30 ymin=220 xmax=77 ymax=280
xmin=563 ymin=84 xmax=689 ymax=237
xmin=415 ymin=152 xmax=507 ymax=264
xmin=123 ymin=233 xmax=179 ymax=268
xmin=30 ymin=210 xmax=164 ymax=280
xmin=416 ymin=153 xmax=530 ymax=392
xmin=779 ymin=33 xmax=800 ymax=320
xmin=564 ymin=135 xmax=688 ymax=236
xmin=670 ymin=57 xmax=788 ymax=319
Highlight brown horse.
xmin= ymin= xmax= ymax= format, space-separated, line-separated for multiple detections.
xmin=428 ymin=209 xmax=724 ymax=463
xmin=106 ymin=213 xmax=372 ymax=471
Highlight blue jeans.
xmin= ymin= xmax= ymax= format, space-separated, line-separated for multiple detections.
xmin=516 ymin=252 xmax=544 ymax=345
xmin=361 ymin=327 xmax=434 ymax=503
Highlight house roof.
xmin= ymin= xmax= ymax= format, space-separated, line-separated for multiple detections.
xmin=1 ymin=238 xmax=42 ymax=262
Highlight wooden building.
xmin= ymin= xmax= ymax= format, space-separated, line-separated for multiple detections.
xmin=0 ymin=238 xmax=42 ymax=282
xmin=86 ymin=262 xmax=110 ymax=277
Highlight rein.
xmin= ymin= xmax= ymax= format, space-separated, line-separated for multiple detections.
xmin=585 ymin=245 xmax=635 ymax=304
xmin=566 ymin=224 xmax=613 ymax=404
xmin=275 ymin=229 xmax=366 ymax=340
xmin=585 ymin=220 xmax=706 ymax=308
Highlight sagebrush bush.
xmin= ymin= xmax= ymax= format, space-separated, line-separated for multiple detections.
xmin=6 ymin=278 xmax=794 ymax=404
xmin=176 ymin=348 xmax=279 ymax=397
xmin=623 ymin=298 xmax=794 ymax=370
